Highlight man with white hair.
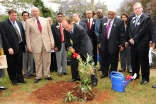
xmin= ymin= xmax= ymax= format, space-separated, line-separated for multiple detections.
xmin=98 ymin=7 xmax=125 ymax=78
xmin=25 ymin=7 xmax=55 ymax=83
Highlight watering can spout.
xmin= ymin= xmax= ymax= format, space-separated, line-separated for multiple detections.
xmin=124 ymin=73 xmax=137 ymax=87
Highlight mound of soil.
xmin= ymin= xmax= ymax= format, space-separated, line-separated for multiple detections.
xmin=29 ymin=81 xmax=95 ymax=104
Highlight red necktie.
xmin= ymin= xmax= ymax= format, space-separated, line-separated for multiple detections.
xmin=37 ymin=18 xmax=42 ymax=33
xmin=88 ymin=19 xmax=90 ymax=30
xmin=60 ymin=23 xmax=64 ymax=42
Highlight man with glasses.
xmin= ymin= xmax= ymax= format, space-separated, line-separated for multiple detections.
xmin=128 ymin=2 xmax=152 ymax=85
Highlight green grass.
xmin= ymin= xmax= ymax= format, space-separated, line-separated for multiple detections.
xmin=0 ymin=64 xmax=156 ymax=104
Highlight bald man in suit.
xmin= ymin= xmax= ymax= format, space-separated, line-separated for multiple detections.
xmin=25 ymin=7 xmax=54 ymax=83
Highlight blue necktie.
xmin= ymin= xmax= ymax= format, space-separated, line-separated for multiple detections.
xmin=135 ymin=17 xmax=139 ymax=27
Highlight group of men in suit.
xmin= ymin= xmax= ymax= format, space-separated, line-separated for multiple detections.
xmin=98 ymin=2 xmax=154 ymax=85
xmin=0 ymin=1 xmax=156 ymax=88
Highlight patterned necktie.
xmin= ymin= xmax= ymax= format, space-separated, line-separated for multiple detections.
xmin=135 ymin=17 xmax=139 ymax=27
xmin=36 ymin=18 xmax=42 ymax=32
xmin=88 ymin=19 xmax=90 ymax=30
xmin=106 ymin=20 xmax=111 ymax=40
xmin=13 ymin=22 xmax=21 ymax=42
xmin=60 ymin=23 xmax=64 ymax=42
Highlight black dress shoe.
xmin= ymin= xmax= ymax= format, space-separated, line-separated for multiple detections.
xmin=12 ymin=82 xmax=18 ymax=86
xmin=119 ymin=69 xmax=125 ymax=72
xmin=0 ymin=86 xmax=7 ymax=90
xmin=140 ymin=80 xmax=149 ymax=85
xmin=58 ymin=74 xmax=62 ymax=77
xmin=100 ymin=74 xmax=108 ymax=79
xmin=29 ymin=74 xmax=36 ymax=77
xmin=18 ymin=80 xmax=27 ymax=84
xmin=152 ymin=85 xmax=156 ymax=88
xmin=63 ymin=73 xmax=68 ymax=75
xmin=33 ymin=79 xmax=41 ymax=83
xmin=45 ymin=77 xmax=53 ymax=80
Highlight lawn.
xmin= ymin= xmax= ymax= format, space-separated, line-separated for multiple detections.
xmin=0 ymin=64 xmax=156 ymax=104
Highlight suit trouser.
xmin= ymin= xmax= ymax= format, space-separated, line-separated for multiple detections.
xmin=120 ymin=47 xmax=132 ymax=71
xmin=23 ymin=49 xmax=34 ymax=76
xmin=100 ymin=44 xmax=119 ymax=75
xmin=131 ymin=49 xmax=149 ymax=81
xmin=55 ymin=43 xmax=67 ymax=74
xmin=33 ymin=46 xmax=51 ymax=79
xmin=6 ymin=43 xmax=24 ymax=83
xmin=50 ymin=52 xmax=57 ymax=72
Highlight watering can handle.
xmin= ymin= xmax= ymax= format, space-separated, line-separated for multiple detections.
xmin=110 ymin=71 xmax=124 ymax=79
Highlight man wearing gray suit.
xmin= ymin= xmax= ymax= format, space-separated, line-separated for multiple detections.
xmin=51 ymin=13 xmax=67 ymax=77
xmin=21 ymin=11 xmax=34 ymax=79
xmin=98 ymin=7 xmax=125 ymax=78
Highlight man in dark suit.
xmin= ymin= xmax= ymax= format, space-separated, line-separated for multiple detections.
xmin=128 ymin=2 xmax=152 ymax=85
xmin=98 ymin=7 xmax=125 ymax=78
xmin=84 ymin=10 xmax=97 ymax=67
xmin=62 ymin=16 xmax=97 ymax=86
xmin=72 ymin=13 xmax=88 ymax=32
xmin=51 ymin=13 xmax=68 ymax=77
xmin=0 ymin=9 xmax=26 ymax=85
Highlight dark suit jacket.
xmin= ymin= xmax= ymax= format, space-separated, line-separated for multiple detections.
xmin=65 ymin=24 xmax=93 ymax=57
xmin=0 ymin=19 xmax=26 ymax=55
xmin=98 ymin=17 xmax=125 ymax=53
xmin=129 ymin=13 xmax=151 ymax=51
xmin=51 ymin=22 xmax=68 ymax=51
xmin=84 ymin=18 xmax=97 ymax=40
xmin=127 ymin=13 xmax=153 ymax=42
xmin=79 ymin=21 xmax=88 ymax=32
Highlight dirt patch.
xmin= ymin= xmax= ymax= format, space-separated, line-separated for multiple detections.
xmin=29 ymin=81 xmax=78 ymax=104
xmin=29 ymin=81 xmax=113 ymax=104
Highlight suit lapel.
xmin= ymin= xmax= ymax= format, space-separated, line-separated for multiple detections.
xmin=31 ymin=18 xmax=40 ymax=32
xmin=7 ymin=19 xmax=17 ymax=35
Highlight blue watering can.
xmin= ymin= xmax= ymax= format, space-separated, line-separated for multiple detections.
xmin=110 ymin=71 xmax=137 ymax=92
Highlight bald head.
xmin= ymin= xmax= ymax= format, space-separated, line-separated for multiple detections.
xmin=31 ymin=7 xmax=40 ymax=18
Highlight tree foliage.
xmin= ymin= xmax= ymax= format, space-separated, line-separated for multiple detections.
xmin=33 ymin=0 xmax=53 ymax=17
xmin=58 ymin=0 xmax=107 ymax=19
